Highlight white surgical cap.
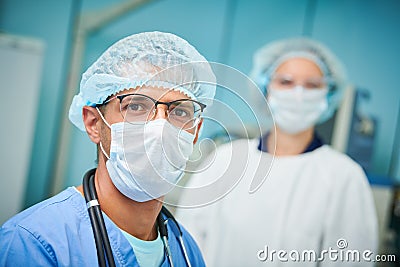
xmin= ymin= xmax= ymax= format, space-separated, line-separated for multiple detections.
xmin=249 ymin=37 xmax=347 ymax=123
xmin=69 ymin=31 xmax=216 ymax=131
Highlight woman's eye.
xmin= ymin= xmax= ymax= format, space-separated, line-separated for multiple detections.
xmin=305 ymin=81 xmax=324 ymax=89
xmin=279 ymin=79 xmax=294 ymax=86
xmin=305 ymin=83 xmax=318 ymax=89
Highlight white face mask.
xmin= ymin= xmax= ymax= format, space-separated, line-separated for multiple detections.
xmin=99 ymin=115 xmax=195 ymax=202
xmin=268 ymin=86 xmax=328 ymax=134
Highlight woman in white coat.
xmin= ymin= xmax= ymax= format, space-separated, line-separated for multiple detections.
xmin=176 ymin=37 xmax=378 ymax=267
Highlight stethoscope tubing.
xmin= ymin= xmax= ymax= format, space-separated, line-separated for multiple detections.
xmin=161 ymin=207 xmax=192 ymax=267
xmin=157 ymin=213 xmax=174 ymax=267
xmin=83 ymin=168 xmax=116 ymax=267
xmin=83 ymin=168 xmax=191 ymax=267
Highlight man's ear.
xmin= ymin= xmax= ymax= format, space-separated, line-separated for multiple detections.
xmin=193 ymin=119 xmax=203 ymax=144
xmin=82 ymin=106 xmax=101 ymax=144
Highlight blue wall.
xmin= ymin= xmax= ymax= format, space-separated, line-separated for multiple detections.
xmin=0 ymin=0 xmax=77 ymax=207
xmin=1 ymin=0 xmax=400 ymax=206
xmin=311 ymin=0 xmax=400 ymax=177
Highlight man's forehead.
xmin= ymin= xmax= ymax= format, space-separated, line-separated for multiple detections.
xmin=115 ymin=86 xmax=191 ymax=100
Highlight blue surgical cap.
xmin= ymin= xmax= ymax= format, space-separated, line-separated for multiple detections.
xmin=249 ymin=37 xmax=347 ymax=123
xmin=69 ymin=31 xmax=216 ymax=131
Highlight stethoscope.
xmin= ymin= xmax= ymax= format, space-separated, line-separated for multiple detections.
xmin=83 ymin=168 xmax=192 ymax=267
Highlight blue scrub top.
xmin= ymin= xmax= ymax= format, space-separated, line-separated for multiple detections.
xmin=0 ymin=187 xmax=205 ymax=267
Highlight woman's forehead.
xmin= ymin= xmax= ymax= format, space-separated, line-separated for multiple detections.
xmin=275 ymin=57 xmax=323 ymax=77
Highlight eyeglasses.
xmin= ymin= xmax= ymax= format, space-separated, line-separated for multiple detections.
xmin=270 ymin=74 xmax=329 ymax=90
xmin=99 ymin=93 xmax=206 ymax=130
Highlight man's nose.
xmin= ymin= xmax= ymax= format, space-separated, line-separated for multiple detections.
xmin=153 ymin=105 xmax=169 ymax=120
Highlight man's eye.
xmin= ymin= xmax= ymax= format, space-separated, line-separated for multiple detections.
xmin=172 ymin=108 xmax=189 ymax=117
xmin=128 ymin=103 xmax=143 ymax=111
xmin=124 ymin=102 xmax=151 ymax=112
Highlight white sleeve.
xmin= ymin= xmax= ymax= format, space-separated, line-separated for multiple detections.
xmin=175 ymin=142 xmax=233 ymax=264
xmin=175 ymin=139 xmax=259 ymax=266
xmin=320 ymin=163 xmax=378 ymax=267
xmin=175 ymin=172 xmax=220 ymax=262
xmin=176 ymin=200 xmax=216 ymax=248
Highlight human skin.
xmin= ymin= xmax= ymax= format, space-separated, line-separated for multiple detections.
xmin=76 ymin=86 xmax=202 ymax=241
xmin=266 ymin=57 xmax=325 ymax=156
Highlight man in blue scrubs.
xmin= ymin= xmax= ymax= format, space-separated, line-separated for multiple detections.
xmin=0 ymin=31 xmax=216 ymax=266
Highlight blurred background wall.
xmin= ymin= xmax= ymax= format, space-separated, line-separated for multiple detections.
xmin=1 ymin=0 xmax=400 ymax=258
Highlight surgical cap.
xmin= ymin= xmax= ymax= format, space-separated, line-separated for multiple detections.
xmin=69 ymin=31 xmax=216 ymax=131
xmin=249 ymin=37 xmax=347 ymax=123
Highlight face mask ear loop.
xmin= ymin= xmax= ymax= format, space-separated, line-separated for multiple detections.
xmin=194 ymin=121 xmax=199 ymax=137
xmin=96 ymin=107 xmax=111 ymax=160
xmin=96 ymin=107 xmax=112 ymax=129
xmin=187 ymin=117 xmax=200 ymax=140
xmin=99 ymin=142 xmax=110 ymax=160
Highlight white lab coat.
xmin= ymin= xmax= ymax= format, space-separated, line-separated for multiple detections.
xmin=176 ymin=138 xmax=378 ymax=267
